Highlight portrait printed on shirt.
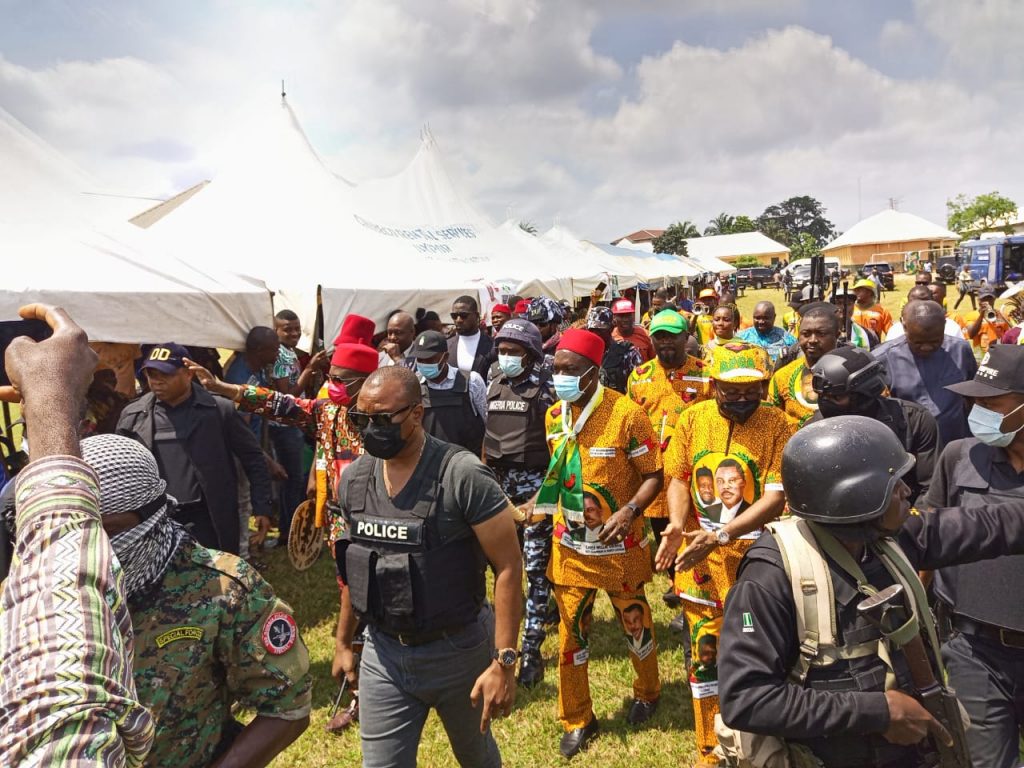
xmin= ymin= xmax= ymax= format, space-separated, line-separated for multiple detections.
xmin=691 ymin=452 xmax=758 ymax=538
xmin=795 ymin=367 xmax=819 ymax=411
xmin=688 ymin=615 xmax=721 ymax=699
xmin=558 ymin=483 xmax=627 ymax=556
xmin=612 ymin=595 xmax=655 ymax=661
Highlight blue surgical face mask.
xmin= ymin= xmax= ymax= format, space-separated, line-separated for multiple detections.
xmin=417 ymin=361 xmax=442 ymax=380
xmin=968 ymin=402 xmax=1024 ymax=448
xmin=498 ymin=354 xmax=526 ymax=378
xmin=553 ymin=367 xmax=595 ymax=403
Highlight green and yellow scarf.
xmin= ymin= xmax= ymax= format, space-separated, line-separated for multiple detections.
xmin=537 ymin=386 xmax=605 ymax=522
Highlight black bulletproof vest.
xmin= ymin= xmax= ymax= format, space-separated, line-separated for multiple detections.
xmin=343 ymin=439 xmax=486 ymax=634
xmin=795 ymin=549 xmax=925 ymax=768
xmin=483 ymin=370 xmax=551 ymax=470
xmin=421 ymin=371 xmax=485 ymax=454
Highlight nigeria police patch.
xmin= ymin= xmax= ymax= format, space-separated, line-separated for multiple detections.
xmin=262 ymin=611 xmax=298 ymax=655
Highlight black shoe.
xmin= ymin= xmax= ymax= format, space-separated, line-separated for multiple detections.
xmin=669 ymin=611 xmax=688 ymax=634
xmin=559 ymin=717 xmax=599 ymax=758
xmin=518 ymin=650 xmax=544 ymax=689
xmin=626 ymin=697 xmax=658 ymax=725
xmin=662 ymin=587 xmax=682 ymax=608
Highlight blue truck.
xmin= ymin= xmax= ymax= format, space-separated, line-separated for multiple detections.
xmin=956 ymin=235 xmax=1024 ymax=292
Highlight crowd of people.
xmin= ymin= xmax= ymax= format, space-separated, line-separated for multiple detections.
xmin=3 ymin=263 xmax=1024 ymax=768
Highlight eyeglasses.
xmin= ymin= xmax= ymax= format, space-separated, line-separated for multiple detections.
xmin=451 ymin=312 xmax=473 ymax=321
xmin=327 ymin=374 xmax=364 ymax=387
xmin=347 ymin=403 xmax=415 ymax=430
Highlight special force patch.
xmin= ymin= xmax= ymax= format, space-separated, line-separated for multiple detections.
xmin=263 ymin=611 xmax=298 ymax=655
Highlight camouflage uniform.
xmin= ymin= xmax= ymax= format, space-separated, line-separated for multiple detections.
xmin=130 ymin=539 xmax=312 ymax=768
xmin=493 ymin=466 xmax=553 ymax=655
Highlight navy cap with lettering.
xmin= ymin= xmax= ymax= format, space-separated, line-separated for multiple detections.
xmin=413 ymin=330 xmax=448 ymax=360
xmin=946 ymin=345 xmax=1024 ymax=398
xmin=140 ymin=342 xmax=189 ymax=374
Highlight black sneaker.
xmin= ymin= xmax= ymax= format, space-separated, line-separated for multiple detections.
xmin=626 ymin=697 xmax=658 ymax=725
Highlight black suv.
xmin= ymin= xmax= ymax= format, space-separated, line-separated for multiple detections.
xmin=860 ymin=262 xmax=895 ymax=291
xmin=735 ymin=267 xmax=774 ymax=290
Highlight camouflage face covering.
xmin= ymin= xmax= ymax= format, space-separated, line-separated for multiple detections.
xmin=80 ymin=434 xmax=188 ymax=600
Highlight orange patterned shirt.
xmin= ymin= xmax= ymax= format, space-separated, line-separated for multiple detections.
xmin=544 ymin=388 xmax=662 ymax=592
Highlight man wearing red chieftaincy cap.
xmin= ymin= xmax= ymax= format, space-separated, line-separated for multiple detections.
xmin=186 ymin=314 xmax=381 ymax=727
xmin=526 ymin=327 xmax=665 ymax=757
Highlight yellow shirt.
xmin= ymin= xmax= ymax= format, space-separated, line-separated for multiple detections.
xmin=663 ymin=400 xmax=793 ymax=607
xmin=768 ymin=357 xmax=819 ymax=427
xmin=695 ymin=314 xmax=715 ymax=346
xmin=545 ymin=389 xmax=662 ymax=592
xmin=627 ymin=356 xmax=711 ymax=517
xmin=852 ymin=303 xmax=893 ymax=339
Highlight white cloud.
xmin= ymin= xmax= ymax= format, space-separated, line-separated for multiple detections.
xmin=0 ymin=0 xmax=1022 ymax=243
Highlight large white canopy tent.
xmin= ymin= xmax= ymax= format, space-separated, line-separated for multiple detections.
xmin=0 ymin=107 xmax=272 ymax=347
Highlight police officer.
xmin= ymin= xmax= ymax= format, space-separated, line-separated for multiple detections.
xmin=926 ymin=344 xmax=1024 ymax=767
xmin=334 ymin=365 xmax=523 ymax=768
xmin=584 ymin=306 xmax=642 ymax=393
xmin=79 ymin=434 xmax=311 ymax=768
xmin=483 ymin=318 xmax=557 ymax=687
xmin=412 ymin=330 xmax=488 ymax=454
xmin=810 ymin=346 xmax=939 ymax=505
xmin=719 ymin=416 xmax=1024 ymax=768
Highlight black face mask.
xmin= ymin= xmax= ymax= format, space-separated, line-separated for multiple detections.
xmin=818 ymin=393 xmax=879 ymax=419
xmin=719 ymin=399 xmax=760 ymax=424
xmin=360 ymin=422 xmax=407 ymax=459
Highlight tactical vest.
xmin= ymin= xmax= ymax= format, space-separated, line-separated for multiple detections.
xmin=720 ymin=518 xmax=947 ymax=768
xmin=421 ymin=372 xmax=485 ymax=454
xmin=600 ymin=342 xmax=631 ymax=394
xmin=343 ymin=440 xmax=487 ymax=634
xmin=483 ymin=370 xmax=552 ymax=470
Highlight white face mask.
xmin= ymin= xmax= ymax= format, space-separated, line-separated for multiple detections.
xmin=968 ymin=402 xmax=1024 ymax=448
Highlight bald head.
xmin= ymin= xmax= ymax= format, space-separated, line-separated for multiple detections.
xmin=904 ymin=300 xmax=946 ymax=358
xmin=752 ymin=301 xmax=777 ymax=334
xmin=907 ymin=285 xmax=932 ymax=302
xmin=904 ymin=300 xmax=945 ymax=330
xmin=386 ymin=311 xmax=416 ymax=352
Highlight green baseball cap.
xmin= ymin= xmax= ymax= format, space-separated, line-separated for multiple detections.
xmin=649 ymin=310 xmax=688 ymax=335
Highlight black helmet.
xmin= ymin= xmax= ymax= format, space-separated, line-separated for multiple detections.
xmin=783 ymin=415 xmax=914 ymax=524
xmin=810 ymin=346 xmax=888 ymax=399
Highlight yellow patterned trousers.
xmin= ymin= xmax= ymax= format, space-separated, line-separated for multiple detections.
xmin=553 ymin=583 xmax=661 ymax=731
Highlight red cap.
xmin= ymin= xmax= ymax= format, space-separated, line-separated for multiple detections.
xmin=513 ymin=300 xmax=530 ymax=315
xmin=330 ymin=343 xmax=378 ymax=374
xmin=491 ymin=304 xmax=511 ymax=315
xmin=556 ymin=328 xmax=606 ymax=367
xmin=332 ymin=314 xmax=376 ymax=347
xmin=611 ymin=298 xmax=634 ymax=314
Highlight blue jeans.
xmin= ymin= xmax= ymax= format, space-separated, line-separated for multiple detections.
xmin=268 ymin=426 xmax=305 ymax=541
xmin=359 ymin=606 xmax=501 ymax=768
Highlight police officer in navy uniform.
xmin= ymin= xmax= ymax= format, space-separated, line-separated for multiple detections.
xmin=926 ymin=344 xmax=1024 ymax=768
xmin=412 ymin=330 xmax=488 ymax=454
xmin=810 ymin=346 xmax=939 ymax=505
xmin=333 ymin=365 xmax=522 ymax=768
xmin=718 ymin=415 xmax=1024 ymax=768
xmin=483 ymin=318 xmax=557 ymax=687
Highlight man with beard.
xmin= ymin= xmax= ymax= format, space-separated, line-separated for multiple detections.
xmin=769 ymin=305 xmax=839 ymax=427
xmin=810 ymin=346 xmax=939 ymax=510
xmin=448 ymin=295 xmax=493 ymax=380
xmin=378 ymin=311 xmax=418 ymax=368
xmin=527 ymin=297 xmax=566 ymax=365
xmin=611 ymin=298 xmax=655 ymax=362
xmin=80 ymin=434 xmax=312 ymax=767
xmin=627 ymin=310 xmax=710 ymax=606
xmin=658 ymin=341 xmax=792 ymax=766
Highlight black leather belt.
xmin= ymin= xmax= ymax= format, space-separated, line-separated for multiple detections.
xmin=953 ymin=615 xmax=1024 ymax=650
xmin=373 ymin=622 xmax=473 ymax=647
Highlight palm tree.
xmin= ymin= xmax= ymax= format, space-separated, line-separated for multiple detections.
xmin=704 ymin=212 xmax=735 ymax=236
xmin=519 ymin=220 xmax=538 ymax=235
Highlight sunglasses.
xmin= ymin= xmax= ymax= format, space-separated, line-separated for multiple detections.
xmin=451 ymin=312 xmax=474 ymax=320
xmin=347 ymin=403 xmax=415 ymax=430
xmin=327 ymin=374 xmax=364 ymax=386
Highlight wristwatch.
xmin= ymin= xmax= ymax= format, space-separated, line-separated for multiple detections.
xmin=715 ymin=528 xmax=731 ymax=546
xmin=625 ymin=501 xmax=642 ymax=519
xmin=493 ymin=648 xmax=520 ymax=667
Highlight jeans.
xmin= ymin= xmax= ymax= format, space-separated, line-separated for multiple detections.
xmin=269 ymin=426 xmax=305 ymax=542
xmin=360 ymin=606 xmax=501 ymax=768
xmin=942 ymin=630 xmax=1024 ymax=768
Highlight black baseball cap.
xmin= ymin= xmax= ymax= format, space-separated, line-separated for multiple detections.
xmin=413 ymin=330 xmax=448 ymax=359
xmin=946 ymin=345 xmax=1024 ymax=398
xmin=140 ymin=343 xmax=189 ymax=374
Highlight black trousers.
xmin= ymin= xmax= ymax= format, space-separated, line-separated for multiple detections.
xmin=943 ymin=630 xmax=1024 ymax=768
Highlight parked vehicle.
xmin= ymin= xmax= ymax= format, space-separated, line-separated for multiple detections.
xmin=957 ymin=236 xmax=1024 ymax=293
xmin=735 ymin=267 xmax=774 ymax=290
xmin=781 ymin=257 xmax=842 ymax=290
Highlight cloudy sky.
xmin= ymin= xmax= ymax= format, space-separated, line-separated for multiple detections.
xmin=2 ymin=0 xmax=1021 ymax=241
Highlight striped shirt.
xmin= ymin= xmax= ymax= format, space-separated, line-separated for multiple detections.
xmin=0 ymin=456 xmax=153 ymax=767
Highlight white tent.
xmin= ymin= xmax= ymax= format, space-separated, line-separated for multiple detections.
xmin=823 ymin=209 xmax=960 ymax=252
xmin=683 ymin=232 xmax=788 ymax=268
xmin=589 ymin=241 xmax=701 ymax=283
xmin=538 ymin=226 xmax=643 ymax=294
xmin=0 ymin=108 xmax=272 ymax=347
